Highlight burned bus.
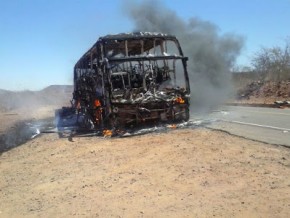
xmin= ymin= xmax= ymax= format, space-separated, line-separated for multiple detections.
xmin=56 ymin=32 xmax=190 ymax=134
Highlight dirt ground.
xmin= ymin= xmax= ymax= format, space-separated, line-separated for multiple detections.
xmin=1 ymin=87 xmax=290 ymax=217
xmin=1 ymin=119 xmax=290 ymax=217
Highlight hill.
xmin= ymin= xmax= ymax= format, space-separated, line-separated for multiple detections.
xmin=0 ymin=85 xmax=73 ymax=112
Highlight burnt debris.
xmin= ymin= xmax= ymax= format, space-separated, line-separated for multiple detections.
xmin=55 ymin=32 xmax=191 ymax=135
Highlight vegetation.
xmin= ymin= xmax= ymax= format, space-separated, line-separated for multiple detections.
xmin=251 ymin=39 xmax=290 ymax=81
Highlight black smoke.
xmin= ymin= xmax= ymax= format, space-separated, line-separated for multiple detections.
xmin=124 ymin=0 xmax=244 ymax=113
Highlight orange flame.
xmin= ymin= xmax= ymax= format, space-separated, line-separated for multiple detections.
xmin=167 ymin=124 xmax=177 ymax=129
xmin=94 ymin=99 xmax=101 ymax=107
xmin=175 ymin=97 xmax=185 ymax=104
xmin=103 ymin=129 xmax=112 ymax=137
xmin=76 ymin=100 xmax=81 ymax=109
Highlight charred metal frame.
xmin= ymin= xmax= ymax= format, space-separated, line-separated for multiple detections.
xmin=69 ymin=32 xmax=190 ymax=130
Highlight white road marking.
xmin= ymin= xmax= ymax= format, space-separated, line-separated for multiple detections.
xmin=232 ymin=109 xmax=290 ymax=116
xmin=221 ymin=119 xmax=290 ymax=132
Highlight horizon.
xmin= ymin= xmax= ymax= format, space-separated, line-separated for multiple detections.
xmin=0 ymin=0 xmax=289 ymax=91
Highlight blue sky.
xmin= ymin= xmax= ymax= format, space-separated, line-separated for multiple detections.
xmin=0 ymin=0 xmax=289 ymax=90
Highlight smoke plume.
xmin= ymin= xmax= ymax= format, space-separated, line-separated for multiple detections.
xmin=124 ymin=0 xmax=244 ymax=113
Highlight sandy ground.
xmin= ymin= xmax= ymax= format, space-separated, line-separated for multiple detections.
xmin=1 ymin=125 xmax=290 ymax=217
xmin=1 ymin=78 xmax=289 ymax=217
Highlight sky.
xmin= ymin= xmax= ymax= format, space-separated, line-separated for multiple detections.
xmin=0 ymin=0 xmax=289 ymax=91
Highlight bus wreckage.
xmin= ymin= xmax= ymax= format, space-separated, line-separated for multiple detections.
xmin=55 ymin=32 xmax=191 ymax=136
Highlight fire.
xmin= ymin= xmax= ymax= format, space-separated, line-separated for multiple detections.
xmin=103 ymin=129 xmax=112 ymax=137
xmin=167 ymin=124 xmax=177 ymax=129
xmin=175 ymin=97 xmax=185 ymax=104
xmin=94 ymin=99 xmax=101 ymax=107
xmin=76 ymin=100 xmax=81 ymax=109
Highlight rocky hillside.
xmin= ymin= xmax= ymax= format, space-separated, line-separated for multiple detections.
xmin=236 ymin=80 xmax=290 ymax=100
xmin=232 ymin=72 xmax=290 ymax=104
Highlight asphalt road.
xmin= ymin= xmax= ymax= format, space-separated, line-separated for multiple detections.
xmin=194 ymin=106 xmax=290 ymax=147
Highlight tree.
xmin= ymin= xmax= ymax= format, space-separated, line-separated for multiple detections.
xmin=251 ymin=39 xmax=290 ymax=81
